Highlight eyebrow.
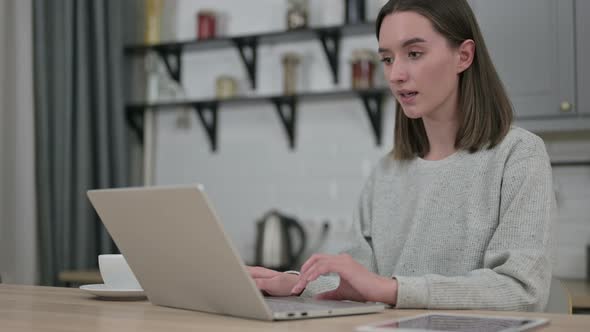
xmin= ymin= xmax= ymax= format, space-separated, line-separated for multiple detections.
xmin=378 ymin=37 xmax=427 ymax=53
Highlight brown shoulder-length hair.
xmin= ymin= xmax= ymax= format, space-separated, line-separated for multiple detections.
xmin=376 ymin=0 xmax=513 ymax=160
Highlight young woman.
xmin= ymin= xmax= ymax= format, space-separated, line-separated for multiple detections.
xmin=249 ymin=0 xmax=554 ymax=311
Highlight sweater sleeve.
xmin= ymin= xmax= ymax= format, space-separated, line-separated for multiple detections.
xmin=395 ymin=153 xmax=555 ymax=311
xmin=301 ymin=170 xmax=379 ymax=297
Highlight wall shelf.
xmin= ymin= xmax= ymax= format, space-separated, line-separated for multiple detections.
xmin=126 ymin=88 xmax=389 ymax=151
xmin=125 ymin=22 xmax=376 ymax=88
xmin=551 ymin=161 xmax=590 ymax=167
xmin=125 ymin=21 xmax=382 ymax=152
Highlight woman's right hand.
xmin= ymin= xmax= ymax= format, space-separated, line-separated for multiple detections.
xmin=246 ymin=266 xmax=300 ymax=297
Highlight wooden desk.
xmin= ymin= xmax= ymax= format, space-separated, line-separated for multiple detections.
xmin=563 ymin=279 xmax=590 ymax=312
xmin=0 ymin=285 xmax=589 ymax=332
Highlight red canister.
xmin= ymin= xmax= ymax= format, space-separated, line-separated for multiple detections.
xmin=197 ymin=10 xmax=216 ymax=40
xmin=351 ymin=49 xmax=377 ymax=90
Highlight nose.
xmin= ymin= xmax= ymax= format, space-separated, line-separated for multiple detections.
xmin=387 ymin=59 xmax=408 ymax=84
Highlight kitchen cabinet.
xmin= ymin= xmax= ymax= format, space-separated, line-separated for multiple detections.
xmin=470 ymin=0 xmax=576 ymax=118
xmin=576 ymin=0 xmax=590 ymax=115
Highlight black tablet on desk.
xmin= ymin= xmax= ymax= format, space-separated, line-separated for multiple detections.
xmin=356 ymin=313 xmax=549 ymax=332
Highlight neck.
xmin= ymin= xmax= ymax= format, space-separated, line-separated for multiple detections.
xmin=422 ymin=93 xmax=460 ymax=161
xmin=422 ymin=118 xmax=459 ymax=160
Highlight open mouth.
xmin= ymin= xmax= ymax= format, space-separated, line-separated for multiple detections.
xmin=400 ymin=91 xmax=418 ymax=98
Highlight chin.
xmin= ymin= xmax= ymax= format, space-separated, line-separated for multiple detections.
xmin=400 ymin=105 xmax=425 ymax=119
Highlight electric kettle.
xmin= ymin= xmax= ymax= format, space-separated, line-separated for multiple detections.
xmin=254 ymin=210 xmax=307 ymax=271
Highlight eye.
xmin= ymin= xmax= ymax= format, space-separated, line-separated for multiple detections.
xmin=380 ymin=56 xmax=393 ymax=65
xmin=408 ymin=51 xmax=423 ymax=59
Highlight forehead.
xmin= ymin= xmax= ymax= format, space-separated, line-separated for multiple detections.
xmin=378 ymin=11 xmax=440 ymax=48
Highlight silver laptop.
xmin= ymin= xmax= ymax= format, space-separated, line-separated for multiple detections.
xmin=87 ymin=185 xmax=385 ymax=321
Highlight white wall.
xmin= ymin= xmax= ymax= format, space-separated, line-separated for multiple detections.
xmin=0 ymin=0 xmax=37 ymax=284
xmin=151 ymin=0 xmax=590 ymax=277
xmin=150 ymin=0 xmax=390 ymax=264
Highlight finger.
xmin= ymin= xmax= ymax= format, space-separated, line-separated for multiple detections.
xmin=298 ymin=257 xmax=316 ymax=276
xmin=290 ymin=278 xmax=308 ymax=296
xmin=302 ymin=262 xmax=336 ymax=284
xmin=310 ymin=255 xmax=354 ymax=281
xmin=314 ymin=289 xmax=344 ymax=301
xmin=248 ymin=266 xmax=276 ymax=278
xmin=253 ymin=279 xmax=270 ymax=296
xmin=293 ymin=263 xmax=319 ymax=292
xmin=290 ymin=279 xmax=309 ymax=295
xmin=295 ymin=257 xmax=352 ymax=295
xmin=301 ymin=253 xmax=346 ymax=277
xmin=254 ymin=278 xmax=267 ymax=290
xmin=299 ymin=253 xmax=330 ymax=275
xmin=291 ymin=263 xmax=330 ymax=295
xmin=266 ymin=276 xmax=293 ymax=297
xmin=248 ymin=266 xmax=280 ymax=279
xmin=292 ymin=261 xmax=318 ymax=292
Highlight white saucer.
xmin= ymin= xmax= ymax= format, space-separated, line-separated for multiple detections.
xmin=80 ymin=284 xmax=147 ymax=299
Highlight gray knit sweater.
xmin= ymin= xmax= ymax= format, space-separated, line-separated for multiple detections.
xmin=302 ymin=127 xmax=555 ymax=311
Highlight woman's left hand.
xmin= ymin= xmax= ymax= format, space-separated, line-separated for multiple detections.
xmin=290 ymin=253 xmax=398 ymax=305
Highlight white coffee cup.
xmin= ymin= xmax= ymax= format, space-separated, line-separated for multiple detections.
xmin=98 ymin=254 xmax=142 ymax=290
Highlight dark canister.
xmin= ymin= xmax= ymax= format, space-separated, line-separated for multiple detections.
xmin=344 ymin=0 xmax=366 ymax=24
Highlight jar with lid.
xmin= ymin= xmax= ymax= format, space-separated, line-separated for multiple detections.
xmin=282 ymin=53 xmax=301 ymax=95
xmin=197 ymin=10 xmax=217 ymax=40
xmin=215 ymin=75 xmax=238 ymax=99
xmin=350 ymin=49 xmax=378 ymax=90
xmin=286 ymin=0 xmax=308 ymax=30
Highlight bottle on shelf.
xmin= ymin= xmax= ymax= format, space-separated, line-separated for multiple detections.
xmin=282 ymin=53 xmax=302 ymax=95
xmin=144 ymin=0 xmax=163 ymax=44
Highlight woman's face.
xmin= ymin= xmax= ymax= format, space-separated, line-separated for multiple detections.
xmin=378 ymin=11 xmax=470 ymax=121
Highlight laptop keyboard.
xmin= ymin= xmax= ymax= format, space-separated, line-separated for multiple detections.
xmin=264 ymin=296 xmax=360 ymax=312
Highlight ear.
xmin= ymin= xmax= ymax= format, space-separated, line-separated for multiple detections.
xmin=456 ymin=39 xmax=475 ymax=74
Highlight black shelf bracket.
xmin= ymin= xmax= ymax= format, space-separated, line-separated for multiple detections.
xmin=126 ymin=107 xmax=145 ymax=143
xmin=232 ymin=37 xmax=259 ymax=89
xmin=316 ymin=29 xmax=341 ymax=84
xmin=155 ymin=46 xmax=183 ymax=83
xmin=271 ymin=96 xmax=298 ymax=149
xmin=358 ymin=91 xmax=385 ymax=145
xmin=192 ymin=102 xmax=219 ymax=152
